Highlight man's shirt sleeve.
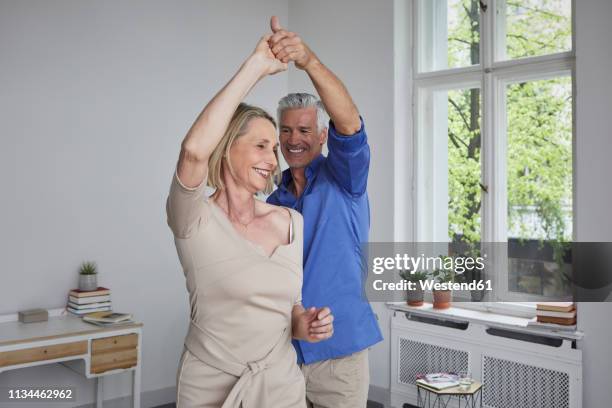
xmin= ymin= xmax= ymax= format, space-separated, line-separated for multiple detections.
xmin=326 ymin=117 xmax=370 ymax=196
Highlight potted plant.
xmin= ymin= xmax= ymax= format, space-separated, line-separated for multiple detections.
xmin=399 ymin=270 xmax=429 ymax=306
xmin=78 ymin=261 xmax=98 ymax=291
xmin=459 ymin=254 xmax=485 ymax=301
xmin=452 ymin=243 xmax=485 ymax=301
xmin=431 ymin=265 xmax=454 ymax=309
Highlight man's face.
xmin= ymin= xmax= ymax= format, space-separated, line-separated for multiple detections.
xmin=279 ymin=107 xmax=327 ymax=169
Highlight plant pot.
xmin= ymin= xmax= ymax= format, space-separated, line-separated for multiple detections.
xmin=406 ymin=287 xmax=424 ymax=307
xmin=433 ymin=290 xmax=452 ymax=309
xmin=470 ymin=288 xmax=485 ymax=301
xmin=79 ymin=274 xmax=98 ymax=291
xmin=465 ymin=269 xmax=484 ymax=301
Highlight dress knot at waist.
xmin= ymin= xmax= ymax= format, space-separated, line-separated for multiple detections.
xmin=184 ymin=321 xmax=290 ymax=408
xmin=247 ymin=361 xmax=267 ymax=374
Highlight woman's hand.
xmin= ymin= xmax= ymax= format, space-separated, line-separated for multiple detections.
xmin=249 ymin=35 xmax=288 ymax=77
xmin=292 ymin=305 xmax=334 ymax=342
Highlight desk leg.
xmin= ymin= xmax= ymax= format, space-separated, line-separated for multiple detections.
xmin=133 ymin=366 xmax=141 ymax=408
xmin=96 ymin=376 xmax=103 ymax=408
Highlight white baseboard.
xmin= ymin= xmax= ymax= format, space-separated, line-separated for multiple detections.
xmin=369 ymin=384 xmax=391 ymax=407
xmin=74 ymin=386 xmax=175 ymax=408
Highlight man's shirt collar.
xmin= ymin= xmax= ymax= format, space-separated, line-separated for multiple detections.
xmin=280 ymin=154 xmax=325 ymax=189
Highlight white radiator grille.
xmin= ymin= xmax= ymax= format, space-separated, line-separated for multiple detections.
xmin=398 ymin=337 xmax=469 ymax=385
xmin=391 ymin=313 xmax=582 ymax=408
xmin=483 ymin=355 xmax=570 ymax=408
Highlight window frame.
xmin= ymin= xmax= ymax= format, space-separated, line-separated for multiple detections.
xmin=401 ymin=0 xmax=576 ymax=316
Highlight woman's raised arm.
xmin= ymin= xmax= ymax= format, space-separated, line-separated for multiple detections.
xmin=177 ymin=36 xmax=287 ymax=188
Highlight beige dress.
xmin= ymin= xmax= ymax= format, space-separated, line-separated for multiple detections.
xmin=166 ymin=171 xmax=306 ymax=408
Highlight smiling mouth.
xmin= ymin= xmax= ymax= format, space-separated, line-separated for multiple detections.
xmin=287 ymin=147 xmax=306 ymax=154
xmin=253 ymin=167 xmax=271 ymax=178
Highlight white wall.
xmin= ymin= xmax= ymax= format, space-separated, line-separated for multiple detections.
xmin=286 ymin=0 xmax=396 ymax=392
xmin=0 ymin=0 xmax=288 ymax=406
xmin=574 ymin=0 xmax=612 ymax=407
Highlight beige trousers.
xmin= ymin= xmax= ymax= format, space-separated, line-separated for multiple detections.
xmin=300 ymin=349 xmax=369 ymax=408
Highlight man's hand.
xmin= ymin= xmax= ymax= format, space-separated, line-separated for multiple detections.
xmin=268 ymin=16 xmax=317 ymax=71
xmin=250 ymin=34 xmax=288 ymax=76
xmin=267 ymin=15 xmax=360 ymax=134
xmin=293 ymin=306 xmax=334 ymax=342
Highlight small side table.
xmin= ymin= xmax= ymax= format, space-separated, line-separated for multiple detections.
xmin=416 ymin=380 xmax=483 ymax=408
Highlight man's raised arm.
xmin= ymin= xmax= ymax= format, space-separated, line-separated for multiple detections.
xmin=268 ymin=16 xmax=361 ymax=136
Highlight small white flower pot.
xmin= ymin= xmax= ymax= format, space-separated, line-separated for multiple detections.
xmin=78 ymin=274 xmax=98 ymax=291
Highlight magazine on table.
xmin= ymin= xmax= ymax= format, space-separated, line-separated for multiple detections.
xmin=82 ymin=311 xmax=133 ymax=324
xmin=415 ymin=372 xmax=460 ymax=390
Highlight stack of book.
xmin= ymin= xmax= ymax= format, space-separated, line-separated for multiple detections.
xmin=415 ymin=372 xmax=460 ymax=390
xmin=82 ymin=311 xmax=134 ymax=327
xmin=528 ymin=302 xmax=576 ymax=330
xmin=67 ymin=287 xmax=112 ymax=316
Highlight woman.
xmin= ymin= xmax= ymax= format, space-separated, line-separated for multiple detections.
xmin=166 ymin=35 xmax=334 ymax=408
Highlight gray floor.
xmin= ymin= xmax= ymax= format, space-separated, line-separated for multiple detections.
xmin=154 ymin=402 xmax=389 ymax=408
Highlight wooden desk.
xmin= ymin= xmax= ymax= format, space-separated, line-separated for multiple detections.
xmin=0 ymin=309 xmax=143 ymax=407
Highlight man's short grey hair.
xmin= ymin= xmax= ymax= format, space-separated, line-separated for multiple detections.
xmin=277 ymin=93 xmax=328 ymax=134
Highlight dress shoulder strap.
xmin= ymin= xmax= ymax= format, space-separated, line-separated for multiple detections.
xmin=288 ymin=207 xmax=293 ymax=244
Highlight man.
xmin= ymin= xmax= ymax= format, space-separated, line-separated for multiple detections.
xmin=266 ymin=16 xmax=383 ymax=408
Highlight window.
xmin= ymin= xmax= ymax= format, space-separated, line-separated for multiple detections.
xmin=418 ymin=0 xmax=481 ymax=71
xmin=499 ymin=0 xmax=572 ymax=61
xmin=505 ymin=76 xmax=573 ymax=299
xmin=411 ymin=0 xmax=574 ymax=314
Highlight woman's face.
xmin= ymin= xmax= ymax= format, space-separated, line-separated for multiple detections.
xmin=226 ymin=117 xmax=278 ymax=193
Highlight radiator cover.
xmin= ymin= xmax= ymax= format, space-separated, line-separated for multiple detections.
xmin=390 ymin=311 xmax=582 ymax=408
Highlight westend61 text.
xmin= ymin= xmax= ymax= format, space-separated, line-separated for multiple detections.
xmin=372 ymin=279 xmax=493 ymax=292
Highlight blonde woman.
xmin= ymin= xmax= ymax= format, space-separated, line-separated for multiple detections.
xmin=166 ymin=36 xmax=334 ymax=408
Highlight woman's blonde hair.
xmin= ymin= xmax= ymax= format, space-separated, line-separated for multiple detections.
xmin=207 ymin=103 xmax=281 ymax=195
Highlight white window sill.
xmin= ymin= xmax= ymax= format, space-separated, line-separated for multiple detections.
xmin=386 ymin=302 xmax=583 ymax=341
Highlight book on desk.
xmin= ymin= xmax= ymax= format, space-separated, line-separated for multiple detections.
xmin=67 ymin=287 xmax=113 ymax=316
xmin=83 ymin=311 xmax=134 ymax=327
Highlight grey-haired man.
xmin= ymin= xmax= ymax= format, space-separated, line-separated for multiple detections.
xmin=267 ymin=16 xmax=383 ymax=408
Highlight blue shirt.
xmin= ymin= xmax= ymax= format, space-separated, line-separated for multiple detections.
xmin=267 ymin=117 xmax=383 ymax=364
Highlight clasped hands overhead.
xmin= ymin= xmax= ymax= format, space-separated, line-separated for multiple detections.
xmin=251 ymin=16 xmax=318 ymax=77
